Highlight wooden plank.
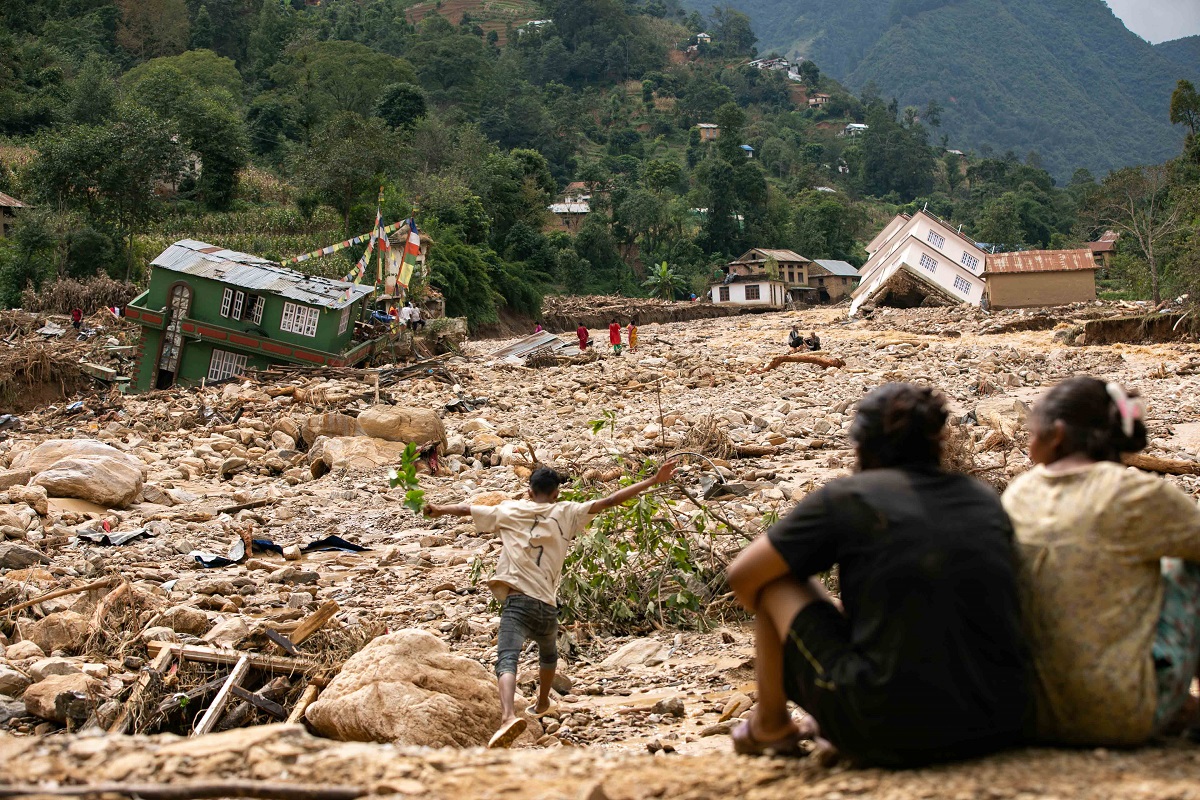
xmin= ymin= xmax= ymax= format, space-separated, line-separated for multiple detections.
xmin=229 ymin=685 xmax=287 ymax=720
xmin=286 ymin=684 xmax=321 ymax=724
xmin=146 ymin=642 xmax=321 ymax=675
xmin=193 ymin=655 xmax=250 ymax=735
xmin=288 ymin=600 xmax=339 ymax=647
xmin=266 ymin=628 xmax=299 ymax=655
xmin=1122 ymin=452 xmax=1200 ymax=476
xmin=109 ymin=645 xmax=178 ymax=734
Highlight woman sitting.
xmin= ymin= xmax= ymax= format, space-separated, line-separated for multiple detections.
xmin=1002 ymin=376 xmax=1200 ymax=746
xmin=726 ymin=383 xmax=1031 ymax=766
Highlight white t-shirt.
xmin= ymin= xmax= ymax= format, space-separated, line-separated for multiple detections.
xmin=410 ymin=306 xmax=422 ymax=321
xmin=399 ymin=306 xmax=413 ymax=322
xmin=471 ymin=500 xmax=596 ymax=607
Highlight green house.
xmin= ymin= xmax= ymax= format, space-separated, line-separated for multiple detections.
xmin=126 ymin=240 xmax=382 ymax=392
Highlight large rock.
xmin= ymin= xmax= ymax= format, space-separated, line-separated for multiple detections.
xmin=12 ymin=440 xmax=139 ymax=474
xmin=23 ymin=672 xmax=101 ymax=723
xmin=0 ymin=667 xmax=31 ymax=696
xmin=0 ymin=469 xmax=33 ymax=490
xmin=355 ymin=406 xmax=447 ymax=450
xmin=310 ymin=436 xmax=410 ymax=473
xmin=306 ymin=629 xmax=541 ymax=748
xmin=0 ymin=542 xmax=50 ymax=569
xmin=601 ymin=638 xmax=669 ymax=668
xmin=6 ymin=485 xmax=48 ymax=516
xmin=5 ymin=640 xmax=44 ymax=660
xmin=32 ymin=456 xmax=144 ymax=508
xmin=300 ymin=413 xmax=361 ymax=446
xmin=27 ymin=611 xmax=88 ymax=655
xmin=161 ymin=606 xmax=209 ymax=636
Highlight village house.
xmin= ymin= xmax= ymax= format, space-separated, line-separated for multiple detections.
xmin=711 ymin=248 xmax=809 ymax=306
xmin=739 ymin=144 xmax=755 ymax=158
xmin=125 ymin=240 xmax=385 ymax=392
xmin=807 ymin=93 xmax=831 ymax=109
xmin=697 ymin=123 xmax=720 ymax=141
xmin=695 ymin=32 xmax=712 ymax=43
xmin=843 ymin=123 xmax=869 ymax=136
xmin=1087 ymin=230 xmax=1119 ymax=269
xmin=983 ymin=249 xmax=1098 ymax=309
xmin=809 ymin=259 xmax=861 ymax=302
xmin=547 ymin=200 xmax=590 ymax=233
xmin=851 ymin=210 xmax=988 ymax=314
xmin=0 ymin=191 xmax=26 ymax=238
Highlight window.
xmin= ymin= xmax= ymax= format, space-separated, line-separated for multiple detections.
xmin=718 ymin=286 xmax=730 ymax=302
xmin=280 ymin=301 xmax=319 ymax=337
xmin=953 ymin=275 xmax=972 ymax=295
xmin=208 ymin=349 xmax=248 ymax=381
xmin=338 ymin=306 xmax=350 ymax=335
xmin=960 ymin=252 xmax=980 ymax=272
xmin=231 ymin=290 xmax=244 ymax=320
xmin=220 ymin=288 xmax=233 ymax=318
xmin=919 ymin=253 xmax=938 ymax=272
xmin=248 ymin=295 xmax=264 ymax=324
xmin=927 ymin=230 xmax=945 ymax=249
xmin=745 ymin=284 xmax=761 ymax=300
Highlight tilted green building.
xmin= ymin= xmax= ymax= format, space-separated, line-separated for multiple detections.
xmin=126 ymin=240 xmax=384 ymax=392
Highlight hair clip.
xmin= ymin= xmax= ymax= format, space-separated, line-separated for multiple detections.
xmin=1105 ymin=382 xmax=1144 ymax=438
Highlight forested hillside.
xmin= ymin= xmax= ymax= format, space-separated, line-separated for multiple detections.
xmin=0 ymin=0 xmax=1196 ymax=326
xmin=687 ymin=0 xmax=1194 ymax=179
xmin=1158 ymin=35 xmax=1200 ymax=73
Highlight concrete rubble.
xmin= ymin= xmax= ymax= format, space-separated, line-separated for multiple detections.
xmin=2 ymin=300 xmax=1200 ymax=796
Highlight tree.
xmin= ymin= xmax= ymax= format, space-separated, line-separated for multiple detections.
xmin=1085 ymin=165 xmax=1186 ymax=305
xmin=374 ymin=82 xmax=427 ymax=129
xmin=67 ymin=56 xmax=118 ymax=126
xmin=293 ymin=112 xmax=398 ymax=232
xmin=270 ymin=41 xmax=416 ymax=130
xmin=1170 ymin=79 xmax=1200 ymax=137
xmin=191 ymin=4 xmax=215 ymax=50
xmin=924 ymin=99 xmax=942 ymax=128
xmin=642 ymin=261 xmax=686 ymax=300
xmin=798 ymin=60 xmax=819 ymax=89
xmin=709 ymin=6 xmax=756 ymax=56
xmin=116 ymin=0 xmax=190 ymax=60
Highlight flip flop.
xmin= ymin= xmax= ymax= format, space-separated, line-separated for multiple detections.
xmin=525 ymin=703 xmax=557 ymax=719
xmin=487 ymin=717 xmax=528 ymax=749
xmin=730 ymin=719 xmax=807 ymax=757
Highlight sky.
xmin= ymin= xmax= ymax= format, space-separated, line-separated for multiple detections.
xmin=1106 ymin=0 xmax=1200 ymax=44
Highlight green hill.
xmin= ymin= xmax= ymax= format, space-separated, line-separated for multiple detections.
xmin=1156 ymin=35 xmax=1200 ymax=74
xmin=688 ymin=0 xmax=1192 ymax=179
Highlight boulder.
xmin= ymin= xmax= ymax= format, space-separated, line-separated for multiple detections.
xmin=23 ymin=672 xmax=101 ymax=723
xmin=0 ymin=469 xmax=32 ymax=490
xmin=0 ymin=696 xmax=24 ymax=725
xmin=12 ymin=439 xmax=139 ymax=474
xmin=161 ymin=606 xmax=209 ymax=637
xmin=306 ymin=629 xmax=542 ymax=748
xmin=355 ymin=406 xmax=447 ymax=450
xmin=301 ymin=413 xmax=361 ymax=446
xmin=6 ymin=485 xmax=48 ymax=516
xmin=27 ymin=611 xmax=88 ymax=655
xmin=32 ymin=456 xmax=144 ymax=509
xmin=601 ymin=638 xmax=669 ymax=669
xmin=203 ymin=617 xmax=249 ymax=647
xmin=310 ymin=437 xmax=409 ymax=472
xmin=28 ymin=657 xmax=81 ymax=681
xmin=975 ymin=397 xmax=1030 ymax=439
xmin=0 ymin=542 xmax=50 ymax=569
xmin=0 ymin=667 xmax=31 ymax=696
xmin=5 ymin=640 xmax=45 ymax=660
xmin=0 ymin=505 xmax=29 ymax=531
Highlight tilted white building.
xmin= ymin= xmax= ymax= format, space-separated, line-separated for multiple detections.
xmin=850 ymin=210 xmax=988 ymax=315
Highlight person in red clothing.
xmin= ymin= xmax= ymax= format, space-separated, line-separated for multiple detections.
xmin=70 ymin=308 xmax=83 ymax=330
xmin=577 ymin=323 xmax=589 ymax=350
xmin=609 ymin=318 xmax=622 ymax=354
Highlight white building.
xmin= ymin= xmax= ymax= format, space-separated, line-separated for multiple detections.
xmin=850 ymin=210 xmax=988 ymax=315
xmin=710 ymin=278 xmax=787 ymax=306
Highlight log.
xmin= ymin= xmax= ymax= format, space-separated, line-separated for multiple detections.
xmin=154 ymin=674 xmax=229 ymax=717
xmin=145 ymin=642 xmax=322 ymax=676
xmin=193 ymin=654 xmax=250 ymax=735
xmin=288 ymin=600 xmax=339 ymax=647
xmin=1122 ymin=452 xmax=1200 ymax=476
xmin=229 ymin=685 xmax=287 ymax=720
xmin=3 ymin=577 xmax=117 ymax=616
xmin=109 ymin=645 xmax=178 ymax=734
xmin=0 ymin=781 xmax=366 ymax=800
xmin=286 ymin=684 xmax=320 ymax=724
xmin=86 ymin=580 xmax=130 ymax=637
xmin=758 ymin=354 xmax=846 ymax=373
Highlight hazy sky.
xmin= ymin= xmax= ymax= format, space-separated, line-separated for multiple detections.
xmin=1107 ymin=0 xmax=1200 ymax=44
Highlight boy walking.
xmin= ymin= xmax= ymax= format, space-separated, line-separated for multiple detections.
xmin=424 ymin=460 xmax=677 ymax=748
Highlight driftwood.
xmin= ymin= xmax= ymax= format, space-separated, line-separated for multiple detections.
xmin=0 ymin=782 xmax=366 ymax=800
xmin=4 ymin=577 xmax=117 ymax=616
xmin=86 ymin=580 xmax=130 ymax=637
xmin=758 ymin=354 xmax=846 ymax=373
xmin=286 ymin=684 xmax=321 ymax=724
xmin=193 ymin=655 xmax=250 ymax=735
xmin=289 ymin=601 xmax=339 ymax=647
xmin=145 ymin=642 xmax=323 ymax=677
xmin=1122 ymin=452 xmax=1200 ymax=476
xmin=109 ymin=645 xmax=177 ymax=734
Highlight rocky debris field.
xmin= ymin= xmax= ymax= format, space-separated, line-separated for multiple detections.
xmin=2 ymin=301 xmax=1200 ymax=797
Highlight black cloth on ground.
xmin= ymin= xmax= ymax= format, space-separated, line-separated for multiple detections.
xmin=767 ymin=466 xmax=1032 ymax=766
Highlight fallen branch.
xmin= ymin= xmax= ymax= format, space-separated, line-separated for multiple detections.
xmin=4 ymin=577 xmax=117 ymax=616
xmin=1122 ymin=452 xmax=1200 ymax=476
xmin=0 ymin=782 xmax=366 ymax=800
xmin=286 ymin=684 xmax=321 ymax=724
xmin=86 ymin=579 xmax=130 ymax=637
xmin=757 ymin=354 xmax=846 ymax=373
xmin=193 ymin=654 xmax=250 ymax=735
xmin=109 ymin=645 xmax=177 ymax=734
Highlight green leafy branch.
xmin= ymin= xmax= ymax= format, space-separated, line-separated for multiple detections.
xmin=387 ymin=442 xmax=426 ymax=514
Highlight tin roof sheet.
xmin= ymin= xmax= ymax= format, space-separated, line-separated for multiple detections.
xmin=0 ymin=191 xmax=26 ymax=208
xmin=812 ymin=259 xmax=860 ymax=277
xmin=150 ymin=240 xmax=374 ymax=309
xmin=984 ymin=249 xmax=1097 ymax=275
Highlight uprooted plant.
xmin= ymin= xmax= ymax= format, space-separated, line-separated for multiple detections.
xmin=387 ymin=442 xmax=426 ymax=513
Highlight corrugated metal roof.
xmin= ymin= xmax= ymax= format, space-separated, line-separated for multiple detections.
xmin=812 ymin=259 xmax=860 ymax=277
xmin=549 ymin=202 xmax=590 ymax=214
xmin=732 ymin=248 xmax=809 ymax=265
xmin=984 ymin=249 xmax=1098 ymax=275
xmin=150 ymin=240 xmax=373 ymax=310
xmin=0 ymin=191 xmax=26 ymax=208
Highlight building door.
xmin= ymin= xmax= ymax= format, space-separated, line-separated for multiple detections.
xmin=156 ymin=283 xmax=192 ymax=389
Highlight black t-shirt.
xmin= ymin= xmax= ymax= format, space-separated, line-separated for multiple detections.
xmin=768 ymin=466 xmax=1031 ymax=756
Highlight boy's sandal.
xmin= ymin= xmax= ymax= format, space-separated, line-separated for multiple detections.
xmin=525 ymin=703 xmax=557 ymax=719
xmin=487 ymin=717 xmax=528 ymax=749
xmin=730 ymin=720 xmax=807 ymax=757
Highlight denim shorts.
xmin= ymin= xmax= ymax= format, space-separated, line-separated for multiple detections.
xmin=495 ymin=594 xmax=559 ymax=676
xmin=1153 ymin=559 xmax=1200 ymax=729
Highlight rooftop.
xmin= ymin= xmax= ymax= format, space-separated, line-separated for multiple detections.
xmin=0 ymin=191 xmax=26 ymax=208
xmin=812 ymin=259 xmax=860 ymax=277
xmin=732 ymin=248 xmax=809 ymax=265
xmin=984 ymin=249 xmax=1098 ymax=275
xmin=151 ymin=240 xmax=374 ymax=310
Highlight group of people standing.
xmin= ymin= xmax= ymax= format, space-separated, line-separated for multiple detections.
xmin=728 ymin=377 xmax=1200 ymax=765
xmin=570 ymin=320 xmax=638 ymax=354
